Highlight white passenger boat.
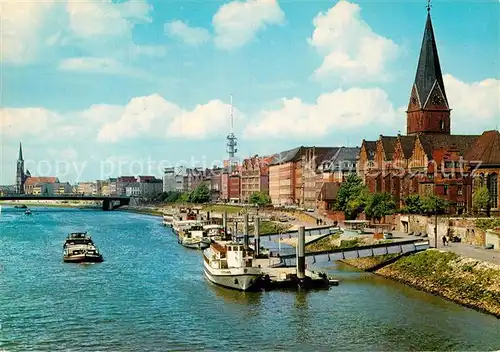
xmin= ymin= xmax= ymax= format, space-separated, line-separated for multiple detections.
xmin=203 ymin=241 xmax=261 ymax=291
xmin=162 ymin=213 xmax=174 ymax=227
xmin=179 ymin=223 xmax=211 ymax=250
xmin=172 ymin=219 xmax=198 ymax=235
xmin=203 ymin=224 xmax=226 ymax=241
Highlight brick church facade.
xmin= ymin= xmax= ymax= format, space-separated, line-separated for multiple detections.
xmin=358 ymin=9 xmax=500 ymax=215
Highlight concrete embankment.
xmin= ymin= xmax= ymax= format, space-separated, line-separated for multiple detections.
xmin=342 ymin=250 xmax=500 ymax=318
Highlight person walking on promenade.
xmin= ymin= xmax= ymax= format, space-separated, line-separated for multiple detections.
xmin=442 ymin=235 xmax=447 ymax=247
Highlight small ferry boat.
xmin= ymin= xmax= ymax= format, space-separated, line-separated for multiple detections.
xmin=63 ymin=244 xmax=103 ymax=263
xmin=203 ymin=224 xmax=226 ymax=241
xmin=172 ymin=219 xmax=198 ymax=235
xmin=179 ymin=223 xmax=211 ymax=250
xmin=63 ymin=232 xmax=94 ymax=248
xmin=63 ymin=232 xmax=103 ymax=263
xmin=203 ymin=241 xmax=262 ymax=291
xmin=24 ymin=209 xmax=32 ymax=215
xmin=15 ymin=204 xmax=28 ymax=209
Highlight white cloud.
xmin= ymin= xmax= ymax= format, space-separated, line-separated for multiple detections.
xmin=165 ymin=20 xmax=211 ymax=46
xmin=0 ymin=107 xmax=63 ymax=138
xmin=97 ymin=94 xmax=182 ymax=143
xmin=65 ymin=0 xmax=150 ymax=38
xmin=444 ymin=74 xmax=500 ymax=133
xmin=58 ymin=57 xmax=148 ymax=78
xmin=167 ymin=100 xmax=241 ymax=139
xmin=244 ymin=87 xmax=400 ymax=139
xmin=212 ymin=0 xmax=285 ymax=49
xmin=0 ymin=0 xmax=160 ymax=65
xmin=309 ymin=0 xmax=399 ymax=82
xmin=0 ymin=0 xmax=65 ymax=64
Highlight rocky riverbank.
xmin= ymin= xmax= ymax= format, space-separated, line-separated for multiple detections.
xmin=343 ymin=250 xmax=500 ymax=318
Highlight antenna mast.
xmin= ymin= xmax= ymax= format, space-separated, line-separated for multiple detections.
xmin=226 ymin=94 xmax=238 ymax=172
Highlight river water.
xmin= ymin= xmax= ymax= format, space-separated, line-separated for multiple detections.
xmin=0 ymin=207 xmax=498 ymax=351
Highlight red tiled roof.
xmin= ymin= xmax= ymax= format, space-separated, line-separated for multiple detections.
xmin=464 ymin=130 xmax=500 ymax=165
xmin=24 ymin=177 xmax=58 ymax=185
xmin=418 ymin=134 xmax=479 ymax=159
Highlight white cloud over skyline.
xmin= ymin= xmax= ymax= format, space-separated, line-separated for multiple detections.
xmin=309 ymin=0 xmax=399 ymax=82
xmin=212 ymin=0 xmax=285 ymax=49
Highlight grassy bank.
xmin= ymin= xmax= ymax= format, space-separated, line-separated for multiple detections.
xmin=202 ymin=204 xmax=243 ymax=214
xmin=248 ymin=221 xmax=292 ymax=235
xmin=344 ymin=250 xmax=500 ymax=317
xmin=119 ymin=206 xmax=164 ymax=217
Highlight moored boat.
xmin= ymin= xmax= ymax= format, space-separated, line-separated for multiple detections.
xmin=203 ymin=241 xmax=261 ymax=291
xmin=179 ymin=223 xmax=211 ymax=250
xmin=24 ymin=209 xmax=32 ymax=215
xmin=203 ymin=224 xmax=226 ymax=241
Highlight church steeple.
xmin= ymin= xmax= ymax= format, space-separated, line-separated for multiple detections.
xmin=407 ymin=3 xmax=451 ymax=135
xmin=16 ymin=142 xmax=25 ymax=194
xmin=18 ymin=142 xmax=23 ymax=161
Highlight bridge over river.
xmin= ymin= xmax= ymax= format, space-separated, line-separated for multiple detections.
xmin=0 ymin=195 xmax=132 ymax=211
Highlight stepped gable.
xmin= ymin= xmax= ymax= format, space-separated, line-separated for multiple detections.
xmin=398 ymin=135 xmax=417 ymax=159
xmin=380 ymin=136 xmax=398 ymax=160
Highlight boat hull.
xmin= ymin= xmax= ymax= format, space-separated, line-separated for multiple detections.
xmin=203 ymin=261 xmax=260 ymax=291
xmin=180 ymin=239 xmax=210 ymax=250
xmin=63 ymin=254 xmax=103 ymax=263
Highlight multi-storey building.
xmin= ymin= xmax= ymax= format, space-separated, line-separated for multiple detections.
xmin=116 ymin=176 xmax=137 ymax=196
xmin=240 ymin=155 xmax=272 ymax=203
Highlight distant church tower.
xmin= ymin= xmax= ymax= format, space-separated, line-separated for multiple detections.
xmin=16 ymin=142 xmax=25 ymax=194
xmin=406 ymin=4 xmax=451 ymax=135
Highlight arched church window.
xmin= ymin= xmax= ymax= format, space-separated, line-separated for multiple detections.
xmin=487 ymin=173 xmax=498 ymax=209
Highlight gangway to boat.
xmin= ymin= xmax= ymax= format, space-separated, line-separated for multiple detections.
xmin=275 ymin=239 xmax=430 ymax=267
xmin=236 ymin=225 xmax=337 ymax=241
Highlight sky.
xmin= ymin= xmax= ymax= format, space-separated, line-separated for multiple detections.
xmin=1 ymin=0 xmax=499 ymax=184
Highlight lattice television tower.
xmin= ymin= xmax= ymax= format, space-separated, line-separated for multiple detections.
xmin=226 ymin=94 xmax=238 ymax=172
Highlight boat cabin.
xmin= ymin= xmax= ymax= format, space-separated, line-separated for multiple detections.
xmin=64 ymin=232 xmax=93 ymax=247
xmin=184 ymin=223 xmax=205 ymax=239
xmin=206 ymin=242 xmax=254 ymax=269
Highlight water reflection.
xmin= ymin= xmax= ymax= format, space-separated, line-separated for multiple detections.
xmin=206 ymin=280 xmax=262 ymax=306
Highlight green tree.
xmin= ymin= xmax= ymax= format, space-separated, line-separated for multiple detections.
xmin=473 ymin=186 xmax=491 ymax=217
xmin=190 ymin=184 xmax=211 ymax=203
xmin=365 ymin=192 xmax=396 ymax=223
xmin=346 ymin=187 xmax=370 ymax=220
xmin=165 ymin=191 xmax=182 ymax=203
xmin=335 ymin=174 xmax=368 ymax=219
xmin=421 ymin=195 xmax=448 ymax=215
xmin=177 ymin=192 xmax=191 ymax=203
xmin=249 ymin=192 xmax=271 ymax=206
xmin=403 ymin=194 xmax=423 ymax=214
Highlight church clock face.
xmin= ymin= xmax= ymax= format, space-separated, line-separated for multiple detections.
xmin=431 ymin=93 xmax=443 ymax=106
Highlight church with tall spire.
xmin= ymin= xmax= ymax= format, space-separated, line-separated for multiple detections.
xmin=15 ymin=142 xmax=30 ymax=194
xmin=357 ymin=4 xmax=500 ymax=215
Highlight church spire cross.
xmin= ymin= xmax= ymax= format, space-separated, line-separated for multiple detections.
xmin=426 ymin=0 xmax=432 ymax=13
